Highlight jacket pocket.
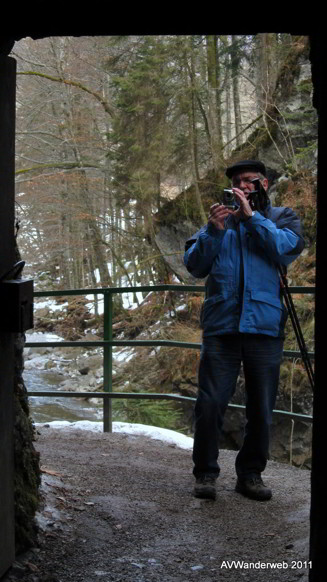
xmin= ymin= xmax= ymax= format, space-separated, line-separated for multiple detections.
xmin=249 ymin=290 xmax=283 ymax=333
xmin=251 ymin=290 xmax=283 ymax=309
xmin=200 ymin=294 xmax=223 ymax=328
xmin=200 ymin=293 xmax=237 ymax=332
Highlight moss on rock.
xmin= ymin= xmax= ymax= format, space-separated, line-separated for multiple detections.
xmin=156 ymin=169 xmax=229 ymax=228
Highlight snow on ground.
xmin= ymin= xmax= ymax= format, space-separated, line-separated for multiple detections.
xmin=35 ymin=420 xmax=194 ymax=450
xmin=35 ymin=299 xmax=69 ymax=312
xmin=25 ymin=330 xmax=159 ymax=368
xmin=26 ymin=331 xmax=64 ymax=343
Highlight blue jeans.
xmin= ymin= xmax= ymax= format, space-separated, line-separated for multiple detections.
xmin=193 ymin=334 xmax=284 ymax=479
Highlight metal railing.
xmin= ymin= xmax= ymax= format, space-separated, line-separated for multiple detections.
xmin=25 ymin=284 xmax=315 ymax=432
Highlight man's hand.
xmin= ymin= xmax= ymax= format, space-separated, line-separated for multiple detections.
xmin=231 ymin=188 xmax=253 ymax=221
xmin=208 ymin=203 xmax=232 ymax=230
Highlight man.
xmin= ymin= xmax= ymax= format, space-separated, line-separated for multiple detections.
xmin=184 ymin=160 xmax=304 ymax=501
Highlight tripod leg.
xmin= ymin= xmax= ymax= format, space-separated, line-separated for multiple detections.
xmin=279 ymin=268 xmax=314 ymax=390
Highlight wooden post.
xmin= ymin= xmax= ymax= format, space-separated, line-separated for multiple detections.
xmin=0 ymin=55 xmax=16 ymax=578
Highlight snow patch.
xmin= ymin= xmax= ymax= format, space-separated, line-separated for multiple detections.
xmin=35 ymin=300 xmax=68 ymax=312
xmin=35 ymin=420 xmax=194 ymax=450
xmin=113 ymin=348 xmax=135 ymax=363
xmin=26 ymin=331 xmax=64 ymax=343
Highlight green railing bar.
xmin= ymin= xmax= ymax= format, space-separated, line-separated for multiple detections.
xmin=32 ymin=284 xmax=315 ymax=297
xmin=227 ymin=403 xmax=313 ymax=423
xmin=27 ymin=391 xmax=195 ymax=401
xmin=288 ymin=287 xmax=315 ymax=294
xmin=25 ymin=339 xmax=202 ymax=349
xmin=284 ymin=350 xmax=315 ymax=359
xmin=24 ymin=341 xmax=315 ymax=360
xmin=103 ymin=291 xmax=112 ymax=432
xmin=33 ymin=284 xmax=206 ymax=297
xmin=27 ymin=390 xmax=313 ymax=424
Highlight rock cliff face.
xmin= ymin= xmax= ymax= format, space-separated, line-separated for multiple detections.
xmin=154 ymin=222 xmax=199 ymax=285
xmin=257 ymin=56 xmax=317 ymax=173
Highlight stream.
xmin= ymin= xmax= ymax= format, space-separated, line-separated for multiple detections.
xmin=24 ymin=368 xmax=103 ymax=424
xmin=24 ymin=331 xmax=104 ymax=424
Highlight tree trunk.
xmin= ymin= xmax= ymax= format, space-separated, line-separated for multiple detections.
xmin=187 ymin=37 xmax=207 ymax=224
xmin=206 ymin=35 xmax=223 ymax=171
xmin=255 ymin=33 xmax=279 ymax=116
xmin=231 ymin=35 xmax=242 ymax=147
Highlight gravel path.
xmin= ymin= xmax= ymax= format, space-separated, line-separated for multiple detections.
xmin=4 ymin=426 xmax=311 ymax=582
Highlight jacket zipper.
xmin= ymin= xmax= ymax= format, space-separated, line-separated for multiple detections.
xmin=237 ymin=224 xmax=244 ymax=324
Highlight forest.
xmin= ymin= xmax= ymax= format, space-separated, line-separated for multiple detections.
xmin=13 ymin=34 xmax=314 ymax=296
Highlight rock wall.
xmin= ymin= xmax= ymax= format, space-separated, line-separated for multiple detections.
xmin=14 ymin=332 xmax=41 ymax=554
xmin=13 ymin=240 xmax=41 ymax=555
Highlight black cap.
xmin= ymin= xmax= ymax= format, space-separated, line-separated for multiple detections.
xmin=225 ymin=159 xmax=266 ymax=179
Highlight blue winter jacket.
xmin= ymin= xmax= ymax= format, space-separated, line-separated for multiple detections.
xmin=184 ymin=204 xmax=305 ymax=338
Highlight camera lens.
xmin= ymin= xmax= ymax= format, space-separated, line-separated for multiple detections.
xmin=223 ymin=188 xmax=234 ymax=202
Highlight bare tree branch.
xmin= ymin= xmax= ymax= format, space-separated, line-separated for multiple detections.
xmin=17 ymin=71 xmax=116 ymax=118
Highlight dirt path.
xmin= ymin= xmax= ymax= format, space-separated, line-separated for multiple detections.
xmin=4 ymin=426 xmax=311 ymax=582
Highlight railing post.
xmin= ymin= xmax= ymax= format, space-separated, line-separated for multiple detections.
xmin=103 ymin=290 xmax=113 ymax=432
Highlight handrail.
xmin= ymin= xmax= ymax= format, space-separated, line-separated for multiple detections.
xmin=26 ymin=284 xmax=315 ymax=432
xmin=26 ymin=391 xmax=313 ymax=424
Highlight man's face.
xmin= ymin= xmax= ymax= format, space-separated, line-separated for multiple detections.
xmin=231 ymin=172 xmax=268 ymax=199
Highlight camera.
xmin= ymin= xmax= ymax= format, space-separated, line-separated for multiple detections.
xmin=223 ymin=188 xmax=237 ymax=209
xmin=223 ymin=179 xmax=269 ymax=212
xmin=249 ymin=178 xmax=269 ymax=212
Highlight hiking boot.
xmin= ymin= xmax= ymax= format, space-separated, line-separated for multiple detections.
xmin=235 ymin=476 xmax=272 ymax=501
xmin=194 ymin=475 xmax=217 ymax=500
